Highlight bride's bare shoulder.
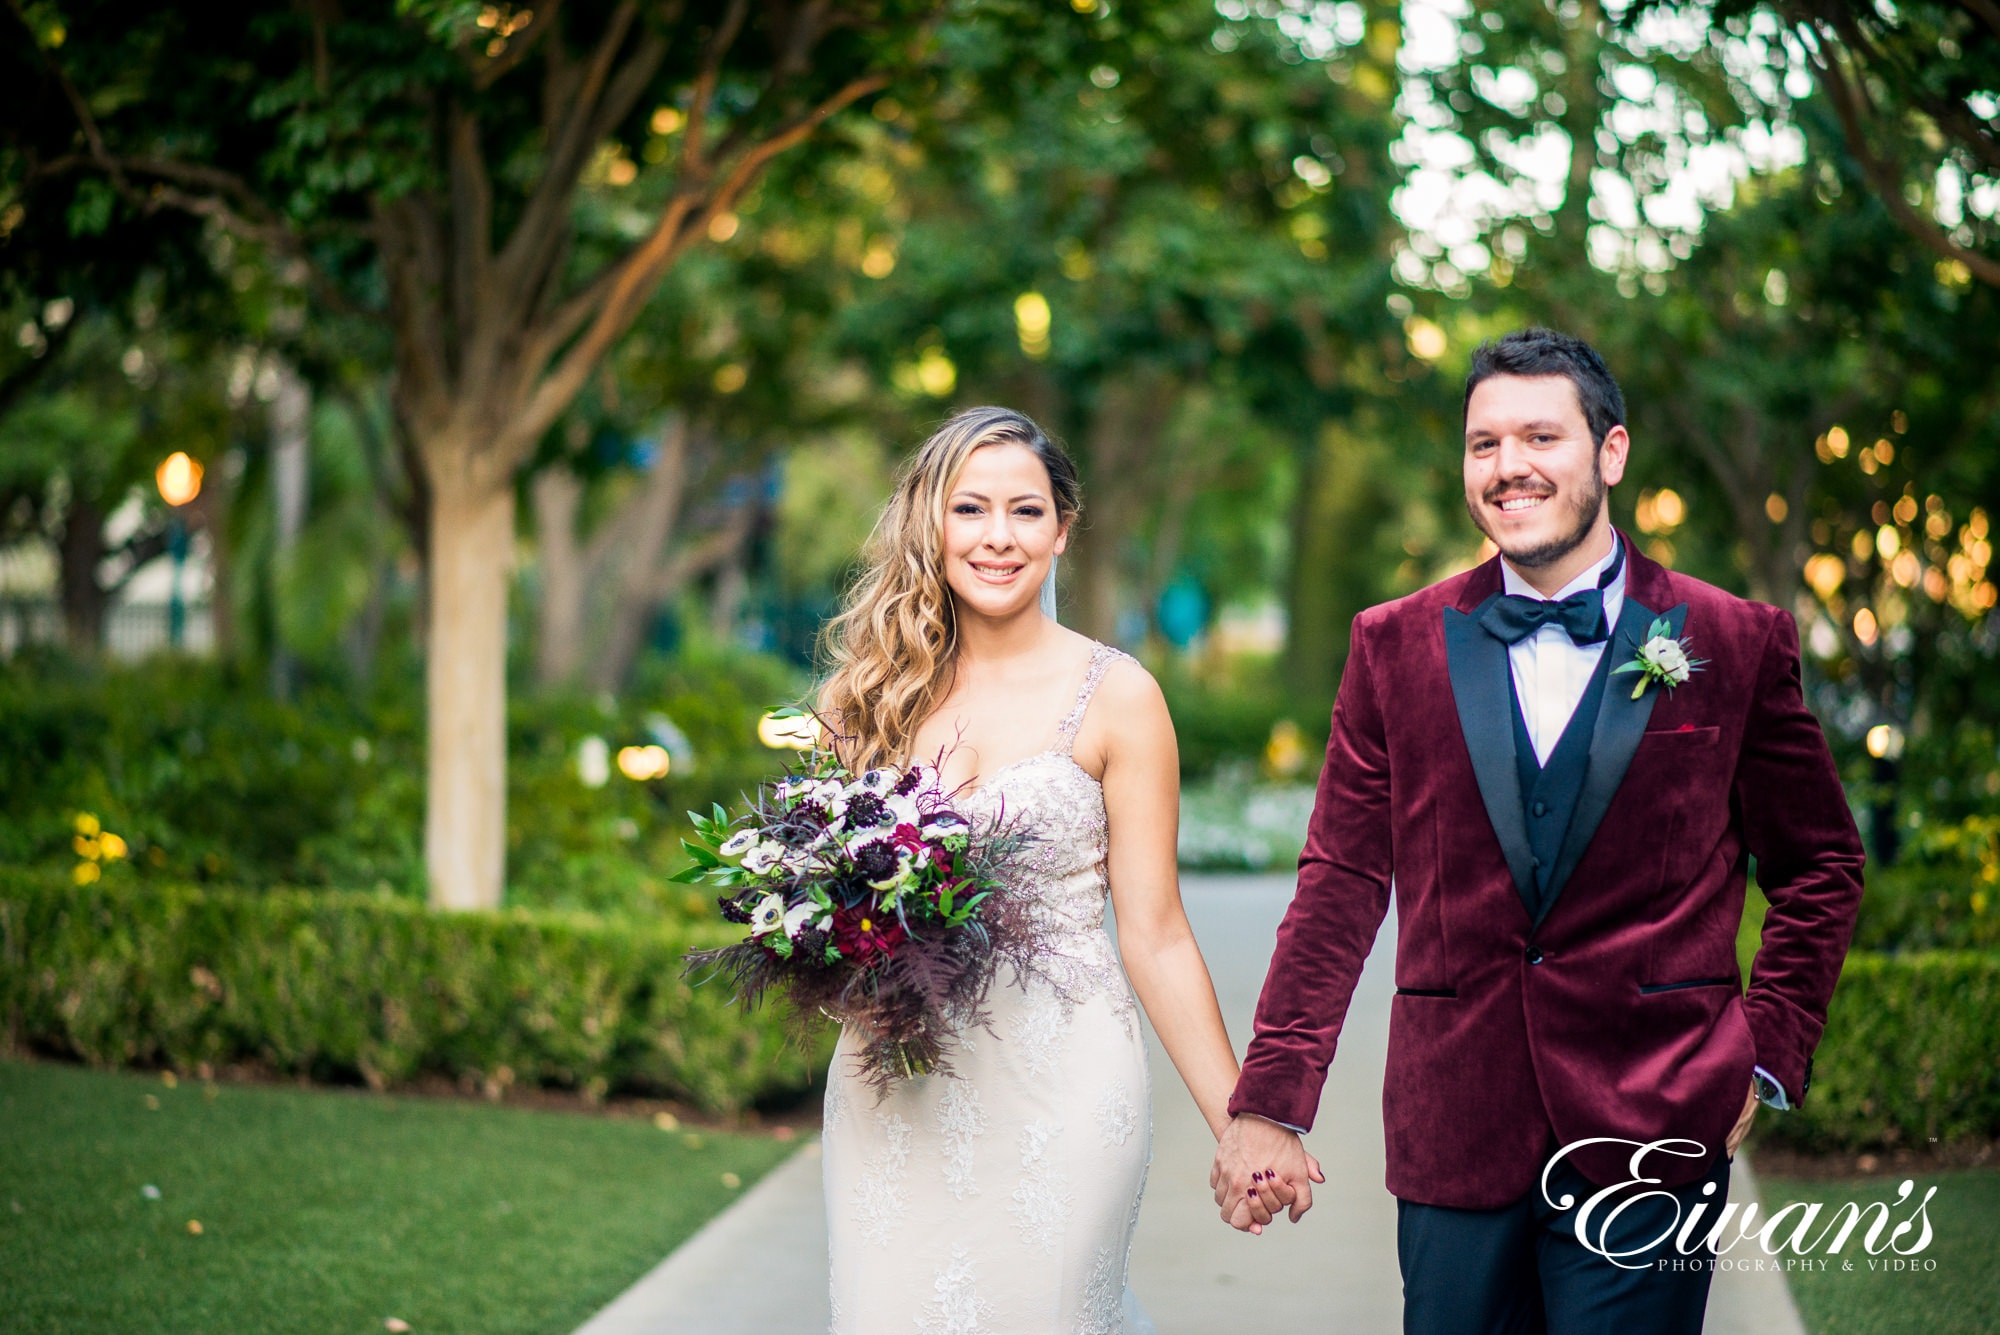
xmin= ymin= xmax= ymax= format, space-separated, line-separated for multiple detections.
xmin=1071 ymin=644 xmax=1172 ymax=777
xmin=1089 ymin=650 xmax=1167 ymax=717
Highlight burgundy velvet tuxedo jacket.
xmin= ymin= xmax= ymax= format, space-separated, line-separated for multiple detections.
xmin=1228 ymin=540 xmax=1865 ymax=1209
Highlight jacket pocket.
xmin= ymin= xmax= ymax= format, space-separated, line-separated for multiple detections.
xmin=1394 ymin=986 xmax=1459 ymax=998
xmin=1638 ymin=976 xmax=1737 ymax=995
xmin=1640 ymin=725 xmax=1720 ymax=746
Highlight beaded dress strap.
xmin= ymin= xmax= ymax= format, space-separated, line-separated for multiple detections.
xmin=1054 ymin=643 xmax=1130 ymax=754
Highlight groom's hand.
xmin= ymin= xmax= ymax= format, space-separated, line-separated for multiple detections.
xmin=1211 ymin=1113 xmax=1324 ymax=1233
xmin=1725 ymin=1080 xmax=1758 ymax=1157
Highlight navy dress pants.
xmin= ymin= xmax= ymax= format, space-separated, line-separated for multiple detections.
xmin=1396 ymin=1147 xmax=1730 ymax=1335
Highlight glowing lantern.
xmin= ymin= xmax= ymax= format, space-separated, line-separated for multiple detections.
xmin=616 ymin=745 xmax=671 ymax=780
xmin=758 ymin=711 xmax=819 ymax=750
xmin=156 ymin=452 xmax=204 ymax=506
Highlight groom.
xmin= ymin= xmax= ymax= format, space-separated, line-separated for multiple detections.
xmin=1211 ymin=328 xmax=1865 ymax=1333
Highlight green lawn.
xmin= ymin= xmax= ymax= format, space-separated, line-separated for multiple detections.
xmin=1758 ymin=1168 xmax=2000 ymax=1335
xmin=0 ymin=1058 xmax=798 ymax=1335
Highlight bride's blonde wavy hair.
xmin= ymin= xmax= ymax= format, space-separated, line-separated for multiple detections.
xmin=820 ymin=406 xmax=1081 ymax=772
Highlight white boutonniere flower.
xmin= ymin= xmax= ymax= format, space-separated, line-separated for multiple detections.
xmin=1611 ymin=616 xmax=1707 ymax=699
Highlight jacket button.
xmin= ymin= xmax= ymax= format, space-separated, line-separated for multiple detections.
xmin=1533 ymin=800 xmax=1548 ymax=817
xmin=1525 ymin=946 xmax=1544 ymax=965
xmin=1529 ymin=856 xmax=1542 ymax=870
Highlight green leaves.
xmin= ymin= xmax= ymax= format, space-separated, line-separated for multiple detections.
xmin=65 ymin=179 xmax=115 ymax=238
xmin=0 ymin=869 xmax=827 ymax=1112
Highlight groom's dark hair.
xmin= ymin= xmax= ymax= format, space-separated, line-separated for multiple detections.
xmin=1464 ymin=327 xmax=1626 ymax=448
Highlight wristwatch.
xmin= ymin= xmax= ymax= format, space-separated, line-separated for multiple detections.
xmin=1752 ymin=1064 xmax=1798 ymax=1111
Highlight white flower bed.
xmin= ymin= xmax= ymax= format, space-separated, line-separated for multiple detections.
xmin=1177 ymin=772 xmax=1317 ymax=871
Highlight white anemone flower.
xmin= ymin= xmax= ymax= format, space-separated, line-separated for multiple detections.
xmin=885 ymin=793 xmax=922 ymax=828
xmin=747 ymin=893 xmax=786 ymax=935
xmin=742 ymin=841 xmax=785 ymax=876
xmin=782 ymin=901 xmax=825 ymax=939
xmin=859 ymin=768 xmax=898 ymax=796
xmin=718 ymin=828 xmax=759 ymax=858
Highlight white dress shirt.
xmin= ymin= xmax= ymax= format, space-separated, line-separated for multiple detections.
xmin=1499 ymin=539 xmax=1626 ymax=764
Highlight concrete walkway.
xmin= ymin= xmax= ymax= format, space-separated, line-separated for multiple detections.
xmin=575 ymin=873 xmax=1807 ymax=1334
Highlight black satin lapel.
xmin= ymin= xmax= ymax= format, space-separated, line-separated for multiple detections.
xmin=1538 ymin=599 xmax=1690 ymax=924
xmin=1444 ymin=600 xmax=1536 ymax=914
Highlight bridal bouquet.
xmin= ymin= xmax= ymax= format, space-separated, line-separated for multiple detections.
xmin=678 ymin=724 xmax=1040 ymax=1089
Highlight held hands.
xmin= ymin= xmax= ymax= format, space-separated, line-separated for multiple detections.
xmin=1725 ymin=1080 xmax=1758 ymax=1157
xmin=1211 ymin=1113 xmax=1325 ymax=1234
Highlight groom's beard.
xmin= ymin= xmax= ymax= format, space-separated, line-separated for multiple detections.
xmin=1468 ymin=458 xmax=1607 ymax=571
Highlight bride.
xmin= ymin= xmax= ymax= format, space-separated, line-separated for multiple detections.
xmin=816 ymin=406 xmax=1251 ymax=1333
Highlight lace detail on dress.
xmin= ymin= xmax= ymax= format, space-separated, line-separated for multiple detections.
xmin=852 ymin=1111 xmax=912 ymax=1246
xmin=1007 ymin=1118 xmax=1073 ymax=1253
xmin=1032 ymin=930 xmax=1139 ymax=1035
xmin=1007 ymin=991 xmax=1068 ymax=1075
xmin=917 ymin=1246 xmax=995 ymax=1335
xmin=822 ymin=1075 xmax=848 ymax=1135
xmin=1078 ymin=1245 xmax=1123 ymax=1335
xmin=935 ymin=1079 xmax=987 ymax=1201
xmin=961 ymin=643 xmax=1141 ymax=1034
xmin=1096 ymin=1079 xmax=1139 ymax=1148
xmin=1054 ymin=644 xmax=1126 ymax=751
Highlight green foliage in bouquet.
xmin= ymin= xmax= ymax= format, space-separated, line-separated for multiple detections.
xmin=0 ymin=870 xmax=826 ymax=1112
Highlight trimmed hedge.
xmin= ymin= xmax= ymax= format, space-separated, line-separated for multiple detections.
xmin=0 ymin=872 xmax=828 ymax=1112
xmin=1766 ymin=949 xmax=2000 ymax=1153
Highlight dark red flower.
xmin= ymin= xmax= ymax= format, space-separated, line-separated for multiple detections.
xmin=832 ymin=902 xmax=908 ymax=964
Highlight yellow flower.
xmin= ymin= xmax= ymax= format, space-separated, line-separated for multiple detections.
xmin=75 ymin=812 xmax=101 ymax=837
xmin=99 ymin=833 xmax=128 ymax=860
xmin=73 ymin=862 xmax=101 ymax=885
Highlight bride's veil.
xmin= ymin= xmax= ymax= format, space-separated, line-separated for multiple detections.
xmin=1040 ymin=554 xmax=1059 ymax=622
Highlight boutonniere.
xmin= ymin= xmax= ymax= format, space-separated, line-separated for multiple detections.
xmin=1611 ymin=617 xmax=1705 ymax=699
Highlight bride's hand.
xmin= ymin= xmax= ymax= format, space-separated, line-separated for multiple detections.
xmin=1212 ymin=1114 xmax=1323 ymax=1232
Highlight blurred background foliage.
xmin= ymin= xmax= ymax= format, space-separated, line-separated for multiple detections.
xmin=0 ymin=0 xmax=1995 ymax=957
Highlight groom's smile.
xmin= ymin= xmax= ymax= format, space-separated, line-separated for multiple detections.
xmin=1463 ymin=373 xmax=1629 ymax=586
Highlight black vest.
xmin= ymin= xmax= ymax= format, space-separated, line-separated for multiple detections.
xmin=1508 ymin=644 xmax=1616 ymax=921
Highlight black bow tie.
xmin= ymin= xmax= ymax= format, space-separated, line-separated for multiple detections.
xmin=1479 ymin=541 xmax=1625 ymax=647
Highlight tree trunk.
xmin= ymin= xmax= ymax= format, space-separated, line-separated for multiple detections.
xmin=588 ymin=421 xmax=692 ymax=691
xmin=530 ymin=466 xmax=587 ymax=689
xmin=269 ymin=364 xmax=311 ymax=699
xmin=188 ymin=450 xmax=237 ymax=660
xmin=56 ymin=495 xmax=106 ymax=651
xmin=1069 ymin=373 xmax=1176 ymax=643
xmin=1285 ymin=421 xmax=1390 ymax=713
xmin=424 ymin=479 xmax=515 ymax=911
xmin=341 ymin=546 xmax=395 ymax=687
xmin=710 ymin=557 xmax=748 ymax=642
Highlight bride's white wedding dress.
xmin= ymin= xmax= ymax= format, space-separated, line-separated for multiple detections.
xmin=823 ymin=642 xmax=1155 ymax=1334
